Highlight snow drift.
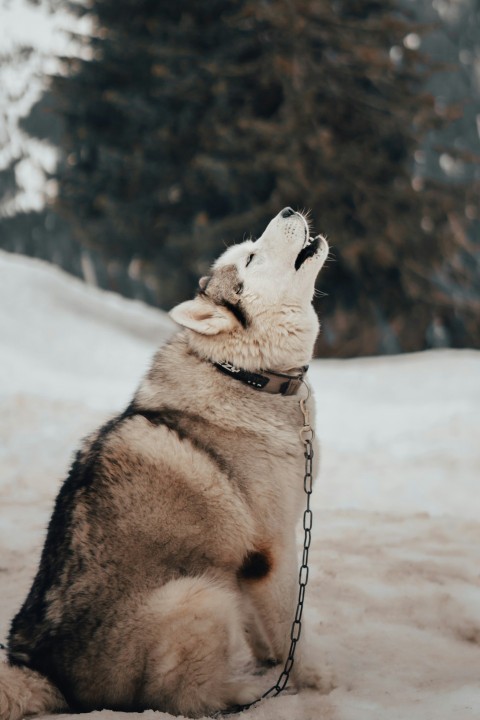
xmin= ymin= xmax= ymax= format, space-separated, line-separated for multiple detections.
xmin=0 ymin=250 xmax=479 ymax=719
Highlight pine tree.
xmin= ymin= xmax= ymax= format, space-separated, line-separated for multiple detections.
xmin=53 ymin=0 xmax=477 ymax=356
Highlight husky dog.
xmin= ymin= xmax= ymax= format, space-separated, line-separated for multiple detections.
xmin=0 ymin=208 xmax=329 ymax=719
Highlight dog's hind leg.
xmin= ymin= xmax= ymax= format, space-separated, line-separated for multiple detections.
xmin=138 ymin=576 xmax=266 ymax=717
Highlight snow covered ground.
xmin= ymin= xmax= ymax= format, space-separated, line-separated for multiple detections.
xmin=1 ymin=250 xmax=479 ymax=720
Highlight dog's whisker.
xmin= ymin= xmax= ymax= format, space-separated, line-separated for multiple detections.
xmin=296 ymin=207 xmax=313 ymax=235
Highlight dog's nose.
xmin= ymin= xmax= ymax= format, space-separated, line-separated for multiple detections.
xmin=281 ymin=207 xmax=295 ymax=218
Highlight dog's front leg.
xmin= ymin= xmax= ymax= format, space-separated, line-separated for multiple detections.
xmin=241 ymin=536 xmax=299 ymax=665
xmin=242 ymin=536 xmax=334 ymax=694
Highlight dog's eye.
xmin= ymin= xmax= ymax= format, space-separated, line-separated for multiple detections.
xmin=246 ymin=253 xmax=255 ymax=268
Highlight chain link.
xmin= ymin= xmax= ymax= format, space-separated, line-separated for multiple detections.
xmin=259 ymin=433 xmax=314 ymax=702
xmin=228 ymin=406 xmax=314 ymax=713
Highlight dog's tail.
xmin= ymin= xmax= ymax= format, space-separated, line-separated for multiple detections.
xmin=0 ymin=661 xmax=66 ymax=720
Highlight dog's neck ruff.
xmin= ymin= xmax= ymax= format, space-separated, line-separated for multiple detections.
xmin=213 ymin=361 xmax=308 ymax=396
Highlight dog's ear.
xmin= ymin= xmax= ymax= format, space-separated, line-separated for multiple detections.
xmin=169 ymin=296 xmax=240 ymax=335
xmin=198 ymin=276 xmax=211 ymax=291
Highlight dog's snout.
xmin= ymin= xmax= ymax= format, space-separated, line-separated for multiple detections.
xmin=281 ymin=207 xmax=295 ymax=219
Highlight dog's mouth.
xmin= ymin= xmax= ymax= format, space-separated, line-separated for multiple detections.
xmin=294 ymin=235 xmax=320 ymax=271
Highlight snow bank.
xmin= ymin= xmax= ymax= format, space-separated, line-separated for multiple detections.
xmin=1 ymin=251 xmax=479 ymax=719
xmin=0 ymin=250 xmax=175 ymax=407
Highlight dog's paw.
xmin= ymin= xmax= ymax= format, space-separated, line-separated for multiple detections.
xmin=294 ymin=661 xmax=336 ymax=694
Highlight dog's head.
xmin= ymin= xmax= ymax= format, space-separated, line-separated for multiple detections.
xmin=170 ymin=208 xmax=329 ymax=370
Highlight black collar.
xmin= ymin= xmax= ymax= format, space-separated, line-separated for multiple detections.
xmin=213 ymin=361 xmax=308 ymax=396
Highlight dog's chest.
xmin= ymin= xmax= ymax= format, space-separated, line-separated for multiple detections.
xmin=217 ymin=410 xmax=308 ymax=536
xmin=247 ymin=445 xmax=304 ymax=536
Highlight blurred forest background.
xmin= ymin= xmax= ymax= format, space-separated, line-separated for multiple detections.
xmin=0 ymin=0 xmax=479 ymax=357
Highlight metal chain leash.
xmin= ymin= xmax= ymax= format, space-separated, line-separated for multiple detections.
xmin=228 ymin=384 xmax=315 ymax=713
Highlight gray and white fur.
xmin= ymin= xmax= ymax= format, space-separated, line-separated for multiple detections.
xmin=0 ymin=208 xmax=330 ymax=718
